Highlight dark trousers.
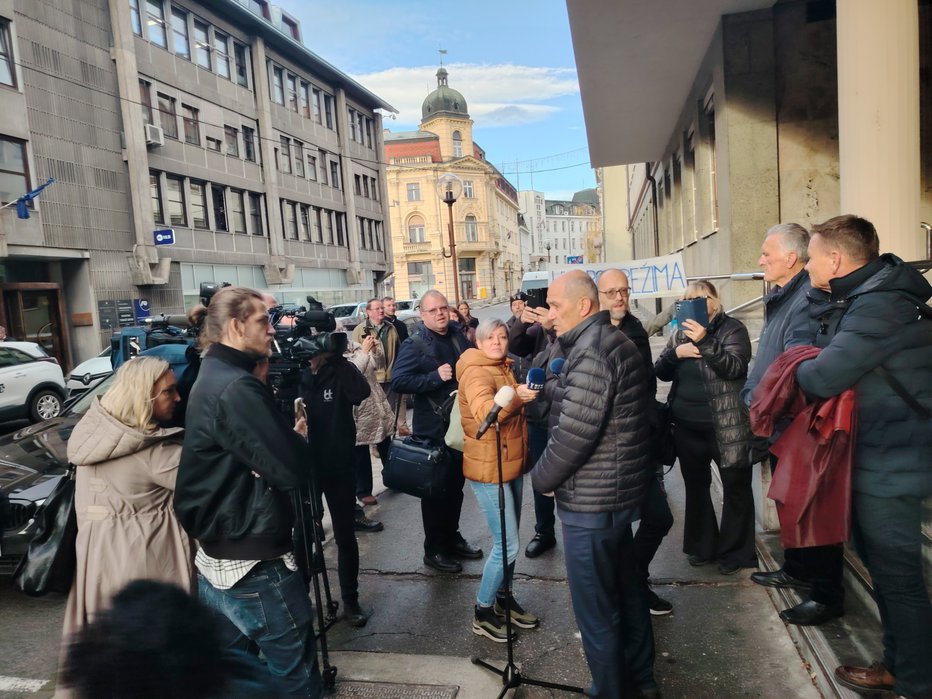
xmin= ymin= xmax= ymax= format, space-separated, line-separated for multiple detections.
xmin=633 ymin=475 xmax=674 ymax=582
xmin=852 ymin=491 xmax=932 ymax=699
xmin=354 ymin=439 xmax=390 ymax=499
xmin=563 ymin=516 xmax=656 ymax=698
xmin=528 ymin=421 xmax=556 ymax=539
xmin=674 ymin=423 xmax=756 ymax=567
xmin=422 ymin=449 xmax=466 ymax=555
xmin=317 ymin=470 xmax=359 ymax=604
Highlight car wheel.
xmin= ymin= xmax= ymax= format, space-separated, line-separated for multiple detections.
xmin=28 ymin=389 xmax=63 ymax=422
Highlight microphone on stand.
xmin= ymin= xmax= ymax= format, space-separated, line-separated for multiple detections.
xmin=526 ymin=367 xmax=546 ymax=391
xmin=476 ymin=385 xmax=516 ymax=439
xmin=549 ymin=357 xmax=566 ymax=376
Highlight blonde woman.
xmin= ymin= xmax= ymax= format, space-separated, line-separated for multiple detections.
xmin=653 ymin=280 xmax=757 ymax=575
xmin=60 ymin=357 xmax=193 ymax=646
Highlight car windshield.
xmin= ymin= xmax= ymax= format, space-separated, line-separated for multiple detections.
xmin=68 ymin=372 xmax=116 ymax=415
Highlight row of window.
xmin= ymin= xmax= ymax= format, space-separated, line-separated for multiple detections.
xmin=347 ymin=107 xmax=375 ymax=148
xmin=281 ymin=199 xmax=346 ymax=247
xmin=357 ymin=216 xmax=383 ymax=252
xmin=353 ymin=173 xmax=380 ymax=201
xmin=150 ymin=171 xmax=264 ymax=235
xmin=276 ymin=136 xmax=342 ymax=190
xmin=405 ymin=180 xmax=474 ymax=202
xmin=130 ymin=0 xmax=250 ymax=88
xmin=546 ymin=219 xmax=596 ymax=233
xmin=405 ymin=214 xmax=479 ymax=244
xmin=269 ymin=62 xmax=335 ymax=131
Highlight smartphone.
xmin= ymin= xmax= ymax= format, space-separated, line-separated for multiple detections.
xmin=294 ymin=397 xmax=307 ymax=423
xmin=675 ymin=298 xmax=709 ymax=327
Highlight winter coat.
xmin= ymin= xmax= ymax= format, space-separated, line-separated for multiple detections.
xmin=62 ymin=398 xmax=193 ymax=643
xmin=348 ymin=344 xmax=395 ymax=446
xmin=351 ymin=320 xmax=399 ymax=382
xmin=531 ymin=311 xmax=653 ymax=513
xmin=741 ymin=269 xmax=812 ymax=408
xmin=795 ymin=253 xmax=932 ymax=497
xmin=456 ymin=348 xmax=528 ymax=484
xmin=654 ymin=311 xmax=754 ymax=469
xmin=301 ymin=356 xmax=370 ymax=471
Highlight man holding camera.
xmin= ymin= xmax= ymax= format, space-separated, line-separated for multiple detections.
xmin=174 ymin=286 xmax=322 ymax=698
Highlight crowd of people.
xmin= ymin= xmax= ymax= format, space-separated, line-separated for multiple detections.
xmin=50 ymin=214 xmax=930 ymax=699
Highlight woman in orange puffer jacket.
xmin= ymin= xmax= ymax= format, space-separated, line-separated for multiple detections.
xmin=456 ymin=318 xmax=540 ymax=643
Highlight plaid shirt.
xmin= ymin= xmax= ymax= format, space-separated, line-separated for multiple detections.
xmin=195 ymin=548 xmax=297 ymax=590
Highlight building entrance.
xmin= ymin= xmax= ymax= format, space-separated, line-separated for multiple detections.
xmin=1 ymin=284 xmax=70 ymax=370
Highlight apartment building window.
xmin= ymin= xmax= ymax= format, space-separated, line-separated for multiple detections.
xmin=407 ymin=215 xmax=425 ymax=243
xmin=189 ymin=181 xmax=208 ymax=228
xmin=0 ymin=23 xmax=11 ymax=88
xmin=286 ymin=74 xmax=298 ymax=112
xmin=145 ymin=0 xmax=167 ymax=48
xmin=248 ymin=192 xmax=263 ymax=235
xmin=281 ymin=16 xmax=299 ymax=40
xmin=242 ymin=126 xmax=256 ymax=162
xmin=211 ymin=185 xmax=227 ymax=230
xmin=318 ymin=150 xmax=328 ymax=185
xmin=193 ymin=20 xmax=210 ymax=69
xmin=365 ymin=119 xmax=373 ymax=148
xmin=157 ymin=93 xmax=177 ymax=139
xmin=271 ymin=66 xmax=284 ymax=104
xmin=463 ymin=180 xmax=473 ymax=198
xmin=356 ymin=113 xmax=365 ymax=144
xmin=407 ymin=261 xmax=431 ymax=279
xmin=170 ymin=8 xmax=190 ymax=59
xmin=306 ymin=154 xmax=317 ymax=181
xmin=293 ymin=142 xmax=304 ymax=177
xmin=206 ymin=136 xmax=221 ymax=152
xmin=358 ymin=218 xmax=366 ymax=249
xmin=406 ymin=183 xmax=420 ymax=201
xmin=224 ymin=126 xmax=238 ymax=156
xmin=214 ymin=31 xmax=230 ymax=79
xmin=299 ymin=81 xmax=310 ymax=118
xmin=452 ymin=130 xmax=462 ymax=158
xmin=249 ymin=0 xmax=269 ymax=19
xmin=149 ymin=172 xmax=163 ymax=224
xmin=299 ymin=205 xmax=311 ymax=240
xmin=139 ymin=80 xmax=153 ymax=124
xmin=182 ymin=105 xmax=199 ymax=144
xmin=374 ymin=221 xmax=382 ymax=251
xmin=354 ymin=175 xmax=362 ymax=196
xmin=335 ymin=213 xmax=345 ymax=246
xmin=312 ymin=206 xmax=323 ymax=242
xmin=282 ymin=201 xmax=297 ymax=240
xmin=233 ymin=43 xmax=248 ymax=87
xmin=165 ymin=175 xmax=185 ymax=225
xmin=362 ymin=177 xmax=369 ymax=198
xmin=323 ymin=94 xmax=333 ymax=129
xmin=311 ymin=88 xmax=321 ymax=123
xmin=465 ymin=215 xmax=478 ymax=242
xmin=230 ymin=189 xmax=246 ymax=233
xmin=367 ymin=220 xmax=375 ymax=250
xmin=323 ymin=210 xmax=334 ymax=244
xmin=129 ymin=0 xmax=142 ymax=34
xmin=329 ymin=161 xmax=339 ymax=189
xmin=279 ymin=137 xmax=291 ymax=174
xmin=349 ymin=109 xmax=358 ymax=142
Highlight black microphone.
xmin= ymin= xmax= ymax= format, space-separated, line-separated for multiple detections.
xmin=527 ymin=367 xmax=545 ymax=391
xmin=476 ymin=385 xmax=517 ymax=439
xmin=549 ymin=357 xmax=566 ymax=375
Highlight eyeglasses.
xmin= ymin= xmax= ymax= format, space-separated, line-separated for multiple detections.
xmin=599 ymin=288 xmax=630 ymax=298
xmin=422 ymin=305 xmax=449 ymax=315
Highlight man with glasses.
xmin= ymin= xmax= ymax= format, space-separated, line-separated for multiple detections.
xmin=391 ymin=290 xmax=483 ymax=573
xmin=596 ymin=269 xmax=675 ymax=618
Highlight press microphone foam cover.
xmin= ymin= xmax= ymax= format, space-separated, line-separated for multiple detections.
xmin=549 ymin=357 xmax=566 ymax=375
xmin=526 ymin=367 xmax=546 ymax=390
xmin=494 ymin=385 xmax=516 ymax=408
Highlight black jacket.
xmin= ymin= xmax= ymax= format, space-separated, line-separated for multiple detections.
xmin=531 ymin=311 xmax=652 ymax=512
xmin=385 ymin=314 xmax=409 ymax=342
xmin=619 ymin=313 xmax=656 ymax=398
xmin=300 ymin=356 xmax=370 ymax=473
xmin=174 ymin=344 xmax=312 ymax=560
xmin=654 ymin=312 xmax=753 ymax=469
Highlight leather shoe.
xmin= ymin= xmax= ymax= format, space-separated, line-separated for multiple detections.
xmin=750 ymin=568 xmax=813 ymax=591
xmin=779 ymin=599 xmax=844 ymax=626
xmin=449 ymin=539 xmax=483 ymax=559
xmin=834 ymin=662 xmax=895 ymax=692
xmin=525 ymin=534 xmax=557 ymax=558
xmin=423 ymin=552 xmax=462 ymax=573
xmin=343 ymin=600 xmax=368 ymax=628
xmin=353 ymin=514 xmax=384 ymax=532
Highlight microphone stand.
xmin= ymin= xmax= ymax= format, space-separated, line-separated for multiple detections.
xmin=471 ymin=422 xmax=585 ymax=697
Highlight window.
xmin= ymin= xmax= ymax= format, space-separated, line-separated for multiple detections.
xmin=349 ymin=108 xmax=358 ymax=142
xmin=463 ymin=180 xmax=474 ymax=198
xmin=170 ymin=8 xmax=189 ymax=59
xmin=407 ymin=261 xmax=431 ymax=277
xmin=284 ymin=201 xmax=298 ymax=239
xmin=312 ymin=206 xmax=323 ymax=242
xmin=287 ymin=74 xmax=298 ymax=112
xmin=157 ymin=93 xmax=177 ymax=139
xmin=299 ymin=204 xmax=311 ymax=240
xmin=306 ymin=154 xmax=317 ymax=181
xmin=213 ymin=31 xmax=230 ymax=79
xmin=357 ymin=113 xmax=365 ymax=144
xmin=282 ymin=16 xmax=299 ymax=40
xmin=465 ymin=215 xmax=478 ymax=241
xmin=362 ymin=177 xmax=369 ymax=198
xmin=299 ymin=81 xmax=310 ymax=118
xmin=145 ymin=0 xmax=167 ymax=48
xmin=354 ymin=174 xmax=362 ymax=196
xmin=165 ymin=175 xmax=185 ymax=225
xmin=406 ymin=183 xmax=420 ymax=201
xmin=224 ymin=126 xmax=238 ymax=156
xmin=139 ymin=80 xmax=153 ymax=124
xmin=452 ymin=130 xmax=462 ymax=158
xmin=705 ymin=99 xmax=719 ymax=230
xmin=323 ymin=94 xmax=333 ymax=129
xmin=358 ymin=217 xmax=366 ymax=249
xmin=211 ymin=185 xmax=227 ymax=231
xmin=271 ymin=66 xmax=284 ymax=104
xmin=182 ymin=105 xmax=199 ymax=144
xmin=249 ymin=0 xmax=269 ymax=18
xmin=242 ymin=126 xmax=256 ymax=162
xmin=365 ymin=119 xmax=373 ymax=148
xmin=318 ymin=150 xmax=328 ymax=184
xmin=323 ymin=210 xmax=334 ymax=244
xmin=149 ymin=172 xmax=162 ymax=223
xmin=233 ymin=43 xmax=248 ymax=87
xmin=370 ymin=176 xmax=379 ymax=201
xmin=311 ymin=88 xmax=321 ymax=123
xmin=375 ymin=221 xmax=382 ymax=251
xmin=206 ymin=136 xmax=221 ymax=152
xmin=279 ymin=136 xmax=291 ymax=174
xmin=189 ymin=181 xmax=207 ymax=228
xmin=329 ymin=161 xmax=339 ymax=189
xmin=193 ymin=20 xmax=210 ymax=69
xmin=335 ymin=212 xmax=345 ymax=246
xmin=230 ymin=189 xmax=246 ymax=233
xmin=293 ymin=141 xmax=304 ymax=177
xmin=407 ymin=215 xmax=425 ymax=243
xmin=367 ymin=219 xmax=375 ymax=250
xmin=129 ymin=0 xmax=142 ymax=35
xmin=248 ymin=192 xmax=263 ymax=235
xmin=0 ymin=22 xmax=12 ymax=88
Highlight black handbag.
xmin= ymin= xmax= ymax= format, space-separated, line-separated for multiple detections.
xmin=13 ymin=464 xmax=78 ymax=597
xmin=383 ymin=435 xmax=452 ymax=499
xmin=652 ymin=401 xmax=677 ymax=467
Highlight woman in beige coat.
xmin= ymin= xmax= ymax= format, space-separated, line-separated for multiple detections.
xmin=60 ymin=356 xmax=194 ymax=648
xmin=348 ymin=336 xmax=395 ymax=506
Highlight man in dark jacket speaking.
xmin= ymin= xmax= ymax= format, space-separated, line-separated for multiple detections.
xmin=531 ymin=270 xmax=656 ymax=699
xmin=174 ymin=286 xmax=322 ymax=698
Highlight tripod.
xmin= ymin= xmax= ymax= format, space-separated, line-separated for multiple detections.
xmin=471 ymin=422 xmax=585 ymax=698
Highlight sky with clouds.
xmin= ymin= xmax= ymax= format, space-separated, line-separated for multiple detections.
xmin=274 ymin=0 xmax=596 ymax=201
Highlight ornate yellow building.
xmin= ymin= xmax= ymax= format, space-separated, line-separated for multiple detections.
xmin=384 ymin=68 xmax=521 ymax=303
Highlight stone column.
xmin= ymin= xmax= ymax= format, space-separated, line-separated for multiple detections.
xmin=837 ymin=0 xmax=921 ymax=259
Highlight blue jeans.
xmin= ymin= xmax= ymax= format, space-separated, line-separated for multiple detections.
xmin=470 ymin=476 xmax=523 ymax=607
xmin=198 ymin=560 xmax=323 ymax=698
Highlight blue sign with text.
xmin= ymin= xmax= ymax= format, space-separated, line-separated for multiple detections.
xmin=566 ymin=255 xmax=584 ymax=264
xmin=153 ymin=228 xmax=175 ymax=246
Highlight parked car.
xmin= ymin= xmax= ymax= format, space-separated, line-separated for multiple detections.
xmin=66 ymin=346 xmax=113 ymax=397
xmin=327 ymin=301 xmax=367 ymax=333
xmin=0 ymin=342 xmax=66 ymax=424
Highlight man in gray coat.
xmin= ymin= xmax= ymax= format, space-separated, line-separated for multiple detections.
xmin=531 ymin=270 xmax=656 ymax=699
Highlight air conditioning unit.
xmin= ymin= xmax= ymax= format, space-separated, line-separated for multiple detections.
xmin=144 ymin=123 xmax=164 ymax=147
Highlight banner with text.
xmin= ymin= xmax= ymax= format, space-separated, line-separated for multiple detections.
xmin=551 ymin=253 xmax=688 ymax=300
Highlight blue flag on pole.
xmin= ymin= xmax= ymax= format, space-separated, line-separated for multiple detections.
xmin=15 ymin=178 xmax=55 ymax=219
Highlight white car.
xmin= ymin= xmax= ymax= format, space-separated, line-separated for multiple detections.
xmin=327 ymin=302 xmax=367 ymax=333
xmin=66 ymin=347 xmax=113 ymax=396
xmin=0 ymin=342 xmax=67 ymax=423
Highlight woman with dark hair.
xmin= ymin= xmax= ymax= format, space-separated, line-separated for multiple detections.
xmin=654 ymin=280 xmax=757 ymax=575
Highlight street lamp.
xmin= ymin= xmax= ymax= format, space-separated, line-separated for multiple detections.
xmin=438 ymin=173 xmax=463 ymax=305
xmin=545 ymin=242 xmax=551 ymax=263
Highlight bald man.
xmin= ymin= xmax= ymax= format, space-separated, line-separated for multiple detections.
xmin=532 ymin=270 xmax=657 ymax=698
